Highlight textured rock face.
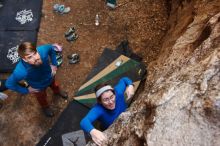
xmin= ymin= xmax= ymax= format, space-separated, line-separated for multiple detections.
xmin=88 ymin=0 xmax=220 ymax=146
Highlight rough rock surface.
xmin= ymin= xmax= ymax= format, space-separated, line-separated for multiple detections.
xmin=88 ymin=0 xmax=220 ymax=146
xmin=0 ymin=0 xmax=169 ymax=145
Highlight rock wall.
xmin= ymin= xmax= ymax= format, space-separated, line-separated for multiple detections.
xmin=88 ymin=0 xmax=220 ymax=145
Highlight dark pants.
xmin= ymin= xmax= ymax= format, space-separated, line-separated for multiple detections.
xmin=0 ymin=79 xmax=7 ymax=92
xmin=34 ymin=78 xmax=60 ymax=108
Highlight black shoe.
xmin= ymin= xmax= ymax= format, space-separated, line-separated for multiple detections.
xmin=66 ymin=33 xmax=78 ymax=42
xmin=64 ymin=27 xmax=76 ymax=37
xmin=55 ymin=90 xmax=68 ymax=99
xmin=43 ymin=107 xmax=54 ymax=117
xmin=68 ymin=53 xmax=80 ymax=64
xmin=67 ymin=53 xmax=79 ymax=59
xmin=69 ymin=58 xmax=80 ymax=64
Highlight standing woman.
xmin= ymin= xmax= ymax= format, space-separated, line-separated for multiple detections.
xmin=80 ymin=77 xmax=134 ymax=146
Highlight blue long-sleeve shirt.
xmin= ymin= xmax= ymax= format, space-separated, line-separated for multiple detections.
xmin=6 ymin=44 xmax=57 ymax=94
xmin=80 ymin=77 xmax=133 ymax=133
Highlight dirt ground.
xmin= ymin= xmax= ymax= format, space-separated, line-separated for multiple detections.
xmin=0 ymin=0 xmax=168 ymax=145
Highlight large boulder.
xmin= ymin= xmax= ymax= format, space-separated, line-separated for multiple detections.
xmin=87 ymin=0 xmax=220 ymax=145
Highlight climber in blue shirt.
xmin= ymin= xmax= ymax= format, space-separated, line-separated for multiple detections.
xmin=6 ymin=42 xmax=68 ymax=117
xmin=80 ymin=77 xmax=134 ymax=146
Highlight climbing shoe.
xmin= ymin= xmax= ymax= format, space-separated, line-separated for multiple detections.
xmin=67 ymin=53 xmax=79 ymax=59
xmin=106 ymin=2 xmax=116 ymax=9
xmin=53 ymin=4 xmax=70 ymax=14
xmin=69 ymin=58 xmax=80 ymax=64
xmin=64 ymin=27 xmax=76 ymax=37
xmin=68 ymin=53 xmax=80 ymax=64
xmin=66 ymin=33 xmax=78 ymax=42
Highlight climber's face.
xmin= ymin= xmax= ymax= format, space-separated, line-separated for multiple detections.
xmin=101 ymin=90 xmax=116 ymax=110
xmin=22 ymin=51 xmax=42 ymax=66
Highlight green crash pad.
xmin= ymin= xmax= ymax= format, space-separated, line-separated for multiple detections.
xmin=74 ymin=48 xmax=146 ymax=108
